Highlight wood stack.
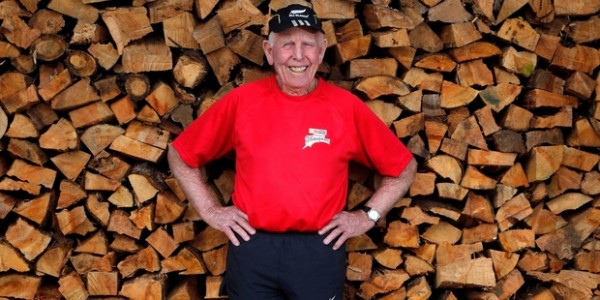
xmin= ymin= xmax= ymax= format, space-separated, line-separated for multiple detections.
xmin=0 ymin=0 xmax=599 ymax=299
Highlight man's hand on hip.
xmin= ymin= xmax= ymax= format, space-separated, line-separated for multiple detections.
xmin=203 ymin=206 xmax=256 ymax=246
xmin=318 ymin=210 xmax=374 ymax=250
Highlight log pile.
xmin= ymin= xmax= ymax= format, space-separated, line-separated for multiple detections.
xmin=0 ymin=0 xmax=599 ymax=299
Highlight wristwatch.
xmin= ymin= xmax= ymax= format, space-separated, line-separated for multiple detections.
xmin=361 ymin=206 xmax=381 ymax=223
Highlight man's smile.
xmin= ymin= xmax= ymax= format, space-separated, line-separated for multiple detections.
xmin=289 ymin=66 xmax=308 ymax=73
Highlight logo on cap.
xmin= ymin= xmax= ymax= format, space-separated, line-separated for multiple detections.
xmin=268 ymin=4 xmax=323 ymax=33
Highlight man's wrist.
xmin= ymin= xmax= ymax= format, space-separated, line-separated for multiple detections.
xmin=361 ymin=206 xmax=381 ymax=223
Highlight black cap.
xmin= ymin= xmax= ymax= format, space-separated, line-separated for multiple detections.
xmin=268 ymin=4 xmax=323 ymax=34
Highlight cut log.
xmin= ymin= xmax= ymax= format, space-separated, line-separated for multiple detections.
xmin=440 ymin=22 xmax=481 ymax=48
xmin=362 ymin=4 xmax=415 ymax=31
xmin=435 ymin=258 xmax=496 ymax=288
xmin=428 ymin=0 xmax=472 ymax=23
xmin=422 ymin=221 xmax=462 ymax=245
xmin=161 ymin=247 xmax=206 ymax=275
xmin=355 ymin=75 xmax=411 ymax=99
xmin=13 ymin=192 xmax=52 ymax=225
xmin=348 ymin=58 xmax=398 ymax=79
xmin=358 ymin=269 xmax=410 ymax=299
xmin=462 ymin=223 xmax=498 ymax=244
xmin=456 ymin=59 xmax=494 ymax=87
xmin=88 ymin=42 xmax=119 ymax=71
xmin=31 ymin=34 xmax=68 ymax=62
xmin=460 ymin=166 xmax=497 ymax=190
xmin=58 ymin=272 xmax=88 ymax=300
xmin=87 ymin=271 xmax=118 ymax=296
xmin=0 ymin=242 xmax=30 ymax=272
xmin=205 ymin=46 xmax=241 ymax=85
xmin=216 ymin=0 xmax=264 ymax=34
xmin=383 ymin=221 xmax=420 ymax=248
xmin=0 ymin=274 xmax=42 ymax=300
xmin=120 ymin=273 xmax=166 ymax=300
xmin=495 ymin=193 xmax=533 ymax=231
xmin=436 ymin=242 xmax=484 ymax=267
xmin=146 ymin=227 xmax=179 ymax=258
xmin=5 ymin=217 xmax=52 ymax=261
xmin=525 ymin=145 xmax=564 ymax=182
xmin=547 ymin=167 xmax=583 ymax=197
xmin=450 ymin=41 xmax=501 ymax=63
xmin=193 ymin=16 xmax=225 ymax=54
xmin=122 ymin=37 xmax=173 ymax=73
xmin=65 ymin=50 xmax=97 ymax=77
xmin=47 ymin=0 xmax=98 ymax=23
xmin=101 ymin=7 xmax=153 ymax=55
xmin=35 ymin=243 xmax=71 ymax=277
xmin=497 ymin=18 xmax=540 ymax=51
xmin=499 ymin=229 xmax=535 ymax=252
xmin=164 ymin=11 xmax=199 ymax=50
xmin=117 ymin=246 xmax=161 ymax=278
xmin=440 ymin=80 xmax=478 ymax=108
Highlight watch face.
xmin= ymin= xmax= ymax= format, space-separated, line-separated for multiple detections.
xmin=368 ymin=210 xmax=380 ymax=221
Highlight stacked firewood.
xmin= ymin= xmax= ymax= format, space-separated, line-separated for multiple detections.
xmin=0 ymin=0 xmax=599 ymax=299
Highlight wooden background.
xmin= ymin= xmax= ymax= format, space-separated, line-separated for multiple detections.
xmin=0 ymin=0 xmax=599 ymax=299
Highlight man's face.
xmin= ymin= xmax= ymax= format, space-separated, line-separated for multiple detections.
xmin=263 ymin=27 xmax=327 ymax=95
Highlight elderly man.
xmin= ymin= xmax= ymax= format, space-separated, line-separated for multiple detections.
xmin=168 ymin=3 xmax=417 ymax=299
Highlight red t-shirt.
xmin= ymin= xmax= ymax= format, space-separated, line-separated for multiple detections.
xmin=172 ymin=76 xmax=413 ymax=232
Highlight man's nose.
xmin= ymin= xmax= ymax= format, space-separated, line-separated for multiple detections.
xmin=293 ymin=44 xmax=304 ymax=59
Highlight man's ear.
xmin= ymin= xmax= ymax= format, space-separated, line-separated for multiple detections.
xmin=263 ymin=40 xmax=274 ymax=65
xmin=319 ymin=39 xmax=328 ymax=60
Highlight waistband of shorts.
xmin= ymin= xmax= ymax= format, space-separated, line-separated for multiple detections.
xmin=255 ymin=229 xmax=320 ymax=237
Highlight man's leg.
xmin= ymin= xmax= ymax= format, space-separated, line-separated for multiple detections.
xmin=279 ymin=233 xmax=346 ymax=300
xmin=224 ymin=232 xmax=285 ymax=300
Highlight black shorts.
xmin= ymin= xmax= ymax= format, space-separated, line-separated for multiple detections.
xmin=224 ymin=231 xmax=346 ymax=300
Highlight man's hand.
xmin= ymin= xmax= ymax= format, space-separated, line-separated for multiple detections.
xmin=318 ymin=210 xmax=374 ymax=250
xmin=202 ymin=205 xmax=256 ymax=246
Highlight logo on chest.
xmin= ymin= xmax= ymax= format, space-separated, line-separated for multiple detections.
xmin=303 ymin=128 xmax=330 ymax=149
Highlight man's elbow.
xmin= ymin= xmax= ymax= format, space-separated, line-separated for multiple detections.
xmin=400 ymin=157 xmax=418 ymax=183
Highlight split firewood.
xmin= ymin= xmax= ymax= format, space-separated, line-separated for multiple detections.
xmin=164 ymin=11 xmax=199 ymax=50
xmin=47 ymin=0 xmax=98 ymax=23
xmin=440 ymin=22 xmax=482 ymax=48
xmin=436 ymin=242 xmax=484 ymax=267
xmin=216 ymin=0 xmax=265 ymax=34
xmin=495 ymin=193 xmax=533 ymax=231
xmin=462 ymin=223 xmax=498 ymax=244
xmin=362 ymin=4 xmax=415 ymax=31
xmin=422 ymin=221 xmax=462 ymax=245
xmin=435 ymin=258 xmax=496 ymax=289
xmin=525 ymin=145 xmax=563 ymax=182
xmin=87 ymin=271 xmax=119 ymax=296
xmin=0 ymin=242 xmax=30 ymax=272
xmin=13 ymin=192 xmax=52 ymax=225
xmin=120 ymin=273 xmax=166 ymax=300
xmin=358 ymin=269 xmax=410 ymax=299
xmin=456 ymin=59 xmax=494 ymax=87
xmin=0 ymin=274 xmax=42 ymax=300
xmin=499 ymin=229 xmax=535 ymax=252
xmin=5 ymin=217 xmax=52 ymax=261
xmin=117 ymin=246 xmax=161 ymax=278
xmin=58 ymin=271 xmax=88 ymax=300
xmin=35 ymin=243 xmax=71 ymax=277
xmin=355 ymin=75 xmax=411 ymax=99
xmin=428 ymin=0 xmax=472 ymax=23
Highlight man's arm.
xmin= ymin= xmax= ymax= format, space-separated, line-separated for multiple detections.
xmin=167 ymin=144 xmax=255 ymax=245
xmin=319 ymin=157 xmax=417 ymax=250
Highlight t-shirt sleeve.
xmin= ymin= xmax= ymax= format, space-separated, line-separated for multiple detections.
xmin=171 ymin=93 xmax=238 ymax=168
xmin=351 ymin=99 xmax=413 ymax=177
